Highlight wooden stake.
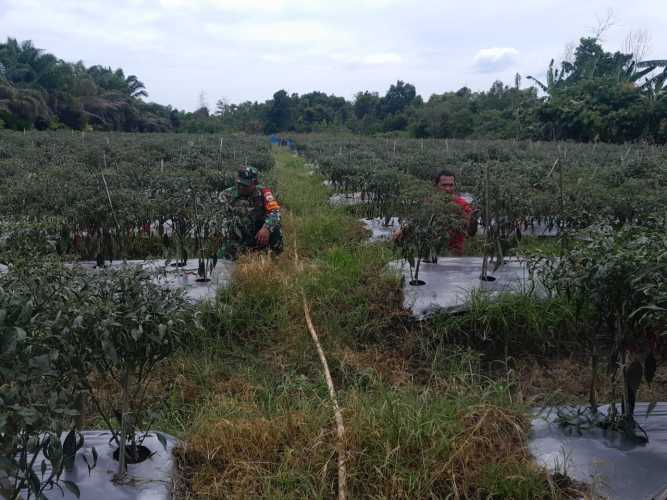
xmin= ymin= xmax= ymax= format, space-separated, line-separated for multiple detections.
xmin=302 ymin=296 xmax=347 ymax=500
xmin=101 ymin=171 xmax=120 ymax=233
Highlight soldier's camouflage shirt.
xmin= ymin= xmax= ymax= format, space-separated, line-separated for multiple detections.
xmin=218 ymin=184 xmax=281 ymax=244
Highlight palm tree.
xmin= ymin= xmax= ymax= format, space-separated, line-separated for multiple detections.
xmin=0 ymin=81 xmax=51 ymax=127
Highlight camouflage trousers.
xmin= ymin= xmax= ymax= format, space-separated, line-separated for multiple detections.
xmin=218 ymin=227 xmax=283 ymax=260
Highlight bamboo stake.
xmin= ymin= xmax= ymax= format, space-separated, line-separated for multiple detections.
xmin=559 ymin=154 xmax=566 ymax=257
xmin=481 ymin=164 xmax=490 ymax=281
xmin=545 ymin=158 xmax=559 ymax=179
xmin=101 ymin=171 xmax=120 ymax=234
xmin=302 ymin=295 xmax=347 ymax=500
xmin=114 ymin=369 xmax=130 ymax=481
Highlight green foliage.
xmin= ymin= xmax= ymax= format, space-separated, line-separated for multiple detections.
xmin=534 ymin=220 xmax=667 ymax=428
xmin=0 ymin=38 xmax=175 ymax=132
xmin=393 ymin=179 xmax=462 ymax=282
xmin=1 ymin=259 xmax=193 ymax=478
xmin=0 ymin=262 xmax=90 ymax=498
xmin=300 ymin=134 xmax=666 ymax=236
xmin=530 ymin=37 xmax=667 ymax=142
xmin=0 ymin=130 xmax=273 ymax=261
xmin=4 ymin=35 xmax=667 ymax=142
xmin=50 ymin=266 xmax=191 ymax=472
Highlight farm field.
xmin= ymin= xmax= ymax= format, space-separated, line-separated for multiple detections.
xmin=1 ymin=130 xmax=667 ymax=498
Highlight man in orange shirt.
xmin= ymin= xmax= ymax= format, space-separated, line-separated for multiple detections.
xmin=392 ymin=170 xmax=473 ymax=257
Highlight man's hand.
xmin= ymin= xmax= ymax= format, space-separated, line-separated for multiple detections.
xmin=392 ymin=228 xmax=403 ymax=241
xmin=255 ymin=225 xmax=270 ymax=247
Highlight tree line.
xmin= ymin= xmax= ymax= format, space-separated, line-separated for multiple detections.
xmin=2 ymin=36 xmax=667 ymax=143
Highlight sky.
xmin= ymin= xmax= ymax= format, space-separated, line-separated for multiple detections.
xmin=1 ymin=0 xmax=665 ymax=111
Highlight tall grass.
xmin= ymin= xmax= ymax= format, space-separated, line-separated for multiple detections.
xmin=426 ymin=291 xmax=582 ymax=359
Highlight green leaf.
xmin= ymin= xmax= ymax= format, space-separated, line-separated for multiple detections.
xmin=626 ymin=360 xmax=643 ymax=392
xmin=102 ymin=340 xmax=119 ymax=365
xmin=29 ymin=354 xmax=50 ymax=371
xmin=29 ymin=468 xmax=40 ymax=494
xmin=18 ymin=300 xmax=33 ymax=324
xmin=63 ymin=480 xmax=81 ymax=498
xmin=27 ymin=435 xmax=41 ymax=454
xmin=155 ymin=432 xmax=168 ymax=451
xmin=14 ymin=327 xmax=27 ymax=342
xmin=81 ymin=454 xmax=91 ymax=473
xmin=63 ymin=429 xmax=77 ymax=471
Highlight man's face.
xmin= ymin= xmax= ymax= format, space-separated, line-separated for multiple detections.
xmin=237 ymin=179 xmax=257 ymax=196
xmin=437 ymin=175 xmax=456 ymax=194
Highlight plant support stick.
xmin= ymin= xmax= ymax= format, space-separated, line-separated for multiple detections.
xmin=302 ymin=294 xmax=347 ymax=500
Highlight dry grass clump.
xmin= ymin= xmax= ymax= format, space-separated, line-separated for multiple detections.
xmin=210 ymin=376 xmax=260 ymax=404
xmin=342 ymin=396 xmax=514 ymax=498
xmin=337 ymin=347 xmax=413 ymax=387
xmin=517 ymin=357 xmax=667 ymax=406
xmin=174 ymin=386 xmax=576 ymax=499
xmin=198 ymin=253 xmax=297 ymax=343
xmin=174 ymin=410 xmax=331 ymax=499
xmin=445 ymin=404 xmax=532 ymax=496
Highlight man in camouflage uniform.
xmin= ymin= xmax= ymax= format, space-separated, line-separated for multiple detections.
xmin=218 ymin=166 xmax=283 ymax=259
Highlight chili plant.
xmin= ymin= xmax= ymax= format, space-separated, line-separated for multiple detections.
xmin=394 ymin=180 xmax=462 ymax=285
xmin=48 ymin=267 xmax=191 ymax=479
xmin=0 ymin=265 xmax=95 ymax=499
xmin=535 ymin=220 xmax=667 ymax=438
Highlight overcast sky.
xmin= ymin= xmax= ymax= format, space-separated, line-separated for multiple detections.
xmin=1 ymin=0 xmax=665 ymax=110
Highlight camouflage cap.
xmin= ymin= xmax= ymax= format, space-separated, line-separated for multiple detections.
xmin=237 ymin=166 xmax=258 ymax=186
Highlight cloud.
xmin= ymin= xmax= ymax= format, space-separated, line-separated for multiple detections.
xmin=207 ymin=20 xmax=350 ymax=47
xmin=473 ymin=47 xmax=519 ymax=73
xmin=158 ymin=0 xmax=398 ymax=13
xmin=330 ymin=52 xmax=403 ymax=67
xmin=362 ymin=53 xmax=402 ymax=65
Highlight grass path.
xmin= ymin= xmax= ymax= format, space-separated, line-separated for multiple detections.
xmin=168 ymin=150 xmax=569 ymax=499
